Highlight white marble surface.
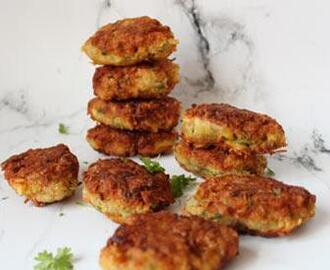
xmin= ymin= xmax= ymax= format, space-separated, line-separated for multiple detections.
xmin=1 ymin=0 xmax=330 ymax=269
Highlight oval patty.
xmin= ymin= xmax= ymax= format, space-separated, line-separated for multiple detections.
xmin=88 ymin=97 xmax=181 ymax=132
xmin=82 ymin=16 xmax=178 ymax=66
xmin=184 ymin=175 xmax=316 ymax=237
xmin=100 ymin=211 xmax=239 ymax=270
xmin=174 ymin=140 xmax=266 ymax=178
xmin=93 ymin=59 xmax=179 ymax=101
xmin=182 ymin=103 xmax=286 ymax=154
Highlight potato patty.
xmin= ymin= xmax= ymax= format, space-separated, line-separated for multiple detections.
xmin=100 ymin=211 xmax=239 ymax=270
xmin=174 ymin=140 xmax=266 ymax=178
xmin=93 ymin=59 xmax=179 ymax=101
xmin=1 ymin=144 xmax=79 ymax=206
xmin=86 ymin=125 xmax=177 ymax=157
xmin=182 ymin=103 xmax=286 ymax=154
xmin=88 ymin=97 xmax=180 ymax=132
xmin=82 ymin=16 xmax=178 ymax=66
xmin=184 ymin=175 xmax=316 ymax=237
xmin=83 ymin=159 xmax=174 ymax=223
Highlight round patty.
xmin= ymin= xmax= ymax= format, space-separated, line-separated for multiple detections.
xmin=93 ymin=59 xmax=179 ymax=101
xmin=88 ymin=97 xmax=181 ymax=132
xmin=82 ymin=16 xmax=178 ymax=66
xmin=83 ymin=159 xmax=174 ymax=223
xmin=184 ymin=175 xmax=316 ymax=237
xmin=100 ymin=211 xmax=239 ymax=270
xmin=174 ymin=140 xmax=266 ymax=178
xmin=182 ymin=103 xmax=287 ymax=154
xmin=1 ymin=144 xmax=79 ymax=206
xmin=86 ymin=125 xmax=177 ymax=157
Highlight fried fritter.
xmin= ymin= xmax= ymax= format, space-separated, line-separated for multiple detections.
xmin=82 ymin=16 xmax=178 ymax=66
xmin=88 ymin=97 xmax=180 ymax=132
xmin=100 ymin=211 xmax=239 ymax=270
xmin=86 ymin=125 xmax=177 ymax=157
xmin=184 ymin=175 xmax=316 ymax=237
xmin=182 ymin=103 xmax=287 ymax=154
xmin=93 ymin=59 xmax=179 ymax=101
xmin=1 ymin=144 xmax=79 ymax=206
xmin=83 ymin=159 xmax=174 ymax=223
xmin=174 ymin=140 xmax=266 ymax=178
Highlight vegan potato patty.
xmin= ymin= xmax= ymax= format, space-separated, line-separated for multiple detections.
xmin=93 ymin=59 xmax=179 ymax=101
xmin=182 ymin=103 xmax=286 ymax=154
xmin=88 ymin=97 xmax=180 ymax=132
xmin=82 ymin=16 xmax=178 ymax=66
xmin=83 ymin=159 xmax=174 ymax=223
xmin=184 ymin=175 xmax=316 ymax=237
xmin=100 ymin=211 xmax=239 ymax=270
xmin=86 ymin=125 xmax=177 ymax=157
xmin=174 ymin=140 xmax=266 ymax=178
xmin=1 ymin=144 xmax=79 ymax=206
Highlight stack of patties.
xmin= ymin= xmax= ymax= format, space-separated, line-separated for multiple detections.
xmin=175 ymin=103 xmax=287 ymax=178
xmin=82 ymin=16 xmax=181 ymax=157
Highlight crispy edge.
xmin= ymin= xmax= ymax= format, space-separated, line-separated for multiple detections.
xmin=184 ymin=175 xmax=316 ymax=237
xmin=86 ymin=125 xmax=177 ymax=157
xmin=1 ymin=144 xmax=79 ymax=206
xmin=174 ymin=140 xmax=266 ymax=178
xmin=101 ymin=211 xmax=239 ymax=270
xmin=87 ymin=97 xmax=181 ymax=132
xmin=82 ymin=16 xmax=178 ymax=65
xmin=182 ymin=103 xmax=287 ymax=153
xmin=93 ymin=60 xmax=179 ymax=100
xmin=83 ymin=159 xmax=174 ymax=221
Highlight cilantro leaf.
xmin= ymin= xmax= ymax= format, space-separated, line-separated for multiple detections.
xmin=34 ymin=247 xmax=73 ymax=270
xmin=266 ymin=167 xmax=275 ymax=177
xmin=170 ymin=174 xmax=196 ymax=198
xmin=139 ymin=157 xmax=165 ymax=174
xmin=58 ymin=123 xmax=69 ymax=135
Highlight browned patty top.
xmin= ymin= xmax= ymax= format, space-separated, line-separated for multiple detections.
xmin=184 ymin=103 xmax=285 ymax=139
xmin=87 ymin=16 xmax=176 ymax=55
xmin=107 ymin=211 xmax=238 ymax=267
xmin=1 ymin=144 xmax=79 ymax=184
xmin=195 ymin=175 xmax=316 ymax=220
xmin=83 ymin=159 xmax=174 ymax=206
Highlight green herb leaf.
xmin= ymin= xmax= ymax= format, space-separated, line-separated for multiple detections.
xmin=266 ymin=167 xmax=275 ymax=177
xmin=82 ymin=161 xmax=88 ymax=165
xmin=59 ymin=213 xmax=64 ymax=217
xmin=58 ymin=123 xmax=69 ymax=135
xmin=34 ymin=247 xmax=73 ymax=270
xmin=170 ymin=174 xmax=196 ymax=198
xmin=75 ymin=201 xmax=88 ymax=207
xmin=139 ymin=157 xmax=165 ymax=174
xmin=213 ymin=213 xmax=222 ymax=221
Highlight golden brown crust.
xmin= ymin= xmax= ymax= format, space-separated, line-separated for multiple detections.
xmin=174 ymin=140 xmax=266 ymax=178
xmin=82 ymin=16 xmax=178 ymax=65
xmin=182 ymin=103 xmax=286 ymax=153
xmin=185 ymin=175 xmax=316 ymax=237
xmin=88 ymin=97 xmax=181 ymax=132
xmin=93 ymin=60 xmax=179 ymax=101
xmin=86 ymin=125 xmax=177 ymax=157
xmin=1 ymin=144 xmax=79 ymax=206
xmin=101 ymin=211 xmax=239 ymax=270
xmin=1 ymin=144 xmax=78 ymax=185
xmin=83 ymin=159 xmax=174 ymax=208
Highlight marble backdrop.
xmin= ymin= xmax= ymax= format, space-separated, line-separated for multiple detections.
xmin=1 ymin=0 xmax=330 ymax=269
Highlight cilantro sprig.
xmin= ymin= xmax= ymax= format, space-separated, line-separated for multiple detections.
xmin=265 ymin=167 xmax=275 ymax=177
xmin=34 ymin=247 xmax=73 ymax=270
xmin=58 ymin=123 xmax=69 ymax=135
xmin=139 ymin=157 xmax=196 ymax=198
xmin=139 ymin=157 xmax=165 ymax=174
xmin=170 ymin=174 xmax=197 ymax=198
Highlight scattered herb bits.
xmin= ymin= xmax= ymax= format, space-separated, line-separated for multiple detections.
xmin=34 ymin=247 xmax=74 ymax=270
